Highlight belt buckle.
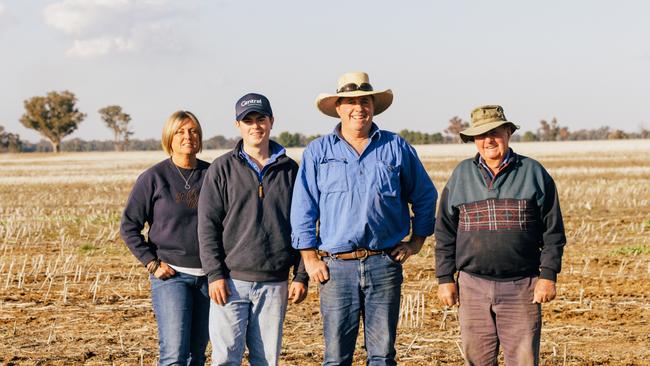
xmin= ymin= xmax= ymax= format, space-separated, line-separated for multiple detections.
xmin=359 ymin=248 xmax=369 ymax=260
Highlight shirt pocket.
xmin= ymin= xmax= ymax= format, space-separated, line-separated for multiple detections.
xmin=318 ymin=158 xmax=349 ymax=193
xmin=376 ymin=162 xmax=400 ymax=197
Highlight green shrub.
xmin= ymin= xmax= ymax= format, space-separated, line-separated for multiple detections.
xmin=612 ymin=245 xmax=650 ymax=256
xmin=78 ymin=243 xmax=97 ymax=253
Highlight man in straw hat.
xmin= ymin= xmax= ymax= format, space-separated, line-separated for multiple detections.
xmin=290 ymin=72 xmax=437 ymax=365
xmin=435 ymin=105 xmax=566 ymax=365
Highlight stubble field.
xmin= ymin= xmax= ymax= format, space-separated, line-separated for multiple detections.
xmin=0 ymin=140 xmax=649 ymax=365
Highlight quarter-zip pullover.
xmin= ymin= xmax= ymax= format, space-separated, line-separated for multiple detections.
xmin=198 ymin=140 xmax=307 ymax=284
xmin=435 ymin=151 xmax=566 ymax=284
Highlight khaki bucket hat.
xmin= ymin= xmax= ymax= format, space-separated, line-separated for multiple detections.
xmin=316 ymin=72 xmax=393 ymax=118
xmin=460 ymin=105 xmax=520 ymax=143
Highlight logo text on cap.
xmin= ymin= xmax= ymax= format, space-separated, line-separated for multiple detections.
xmin=241 ymin=99 xmax=262 ymax=107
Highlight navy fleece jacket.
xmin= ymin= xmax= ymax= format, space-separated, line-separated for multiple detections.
xmin=198 ymin=141 xmax=307 ymax=285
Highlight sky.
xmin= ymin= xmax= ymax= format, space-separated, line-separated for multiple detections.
xmin=0 ymin=0 xmax=649 ymax=142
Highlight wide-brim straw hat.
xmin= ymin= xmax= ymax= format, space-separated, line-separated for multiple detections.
xmin=460 ymin=105 xmax=520 ymax=143
xmin=316 ymin=72 xmax=393 ymax=118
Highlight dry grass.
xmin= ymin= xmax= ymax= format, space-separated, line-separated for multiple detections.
xmin=1 ymin=140 xmax=649 ymax=365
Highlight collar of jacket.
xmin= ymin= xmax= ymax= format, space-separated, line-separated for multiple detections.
xmin=230 ymin=139 xmax=290 ymax=166
xmin=472 ymin=148 xmax=518 ymax=168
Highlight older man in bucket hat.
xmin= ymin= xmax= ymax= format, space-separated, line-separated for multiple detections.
xmin=290 ymin=72 xmax=437 ymax=365
xmin=435 ymin=105 xmax=566 ymax=365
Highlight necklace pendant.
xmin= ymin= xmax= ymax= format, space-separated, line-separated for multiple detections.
xmin=171 ymin=158 xmax=195 ymax=191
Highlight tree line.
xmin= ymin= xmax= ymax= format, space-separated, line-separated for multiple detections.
xmin=1 ymin=90 xmax=649 ymax=153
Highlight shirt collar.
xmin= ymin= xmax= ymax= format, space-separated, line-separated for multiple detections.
xmin=478 ymin=148 xmax=513 ymax=169
xmin=332 ymin=122 xmax=381 ymax=141
xmin=238 ymin=140 xmax=286 ymax=162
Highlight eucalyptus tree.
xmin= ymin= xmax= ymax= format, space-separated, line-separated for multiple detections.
xmin=20 ymin=91 xmax=85 ymax=153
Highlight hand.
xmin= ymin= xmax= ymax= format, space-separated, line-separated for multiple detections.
xmin=533 ymin=278 xmax=556 ymax=303
xmin=148 ymin=261 xmax=176 ymax=280
xmin=437 ymin=282 xmax=459 ymax=307
xmin=305 ymin=258 xmax=329 ymax=284
xmin=209 ymin=279 xmax=231 ymax=305
xmin=300 ymin=250 xmax=329 ymax=284
xmin=390 ymin=235 xmax=425 ymax=264
xmin=288 ymin=281 xmax=308 ymax=304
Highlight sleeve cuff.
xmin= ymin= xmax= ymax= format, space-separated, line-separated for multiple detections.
xmin=291 ymin=235 xmax=319 ymax=250
xmin=539 ymin=268 xmax=557 ymax=281
xmin=293 ymin=273 xmax=309 ymax=285
xmin=437 ymin=275 xmax=455 ymax=284
xmin=411 ymin=219 xmax=435 ymax=238
xmin=138 ymin=252 xmax=157 ymax=267
xmin=207 ymin=272 xmax=225 ymax=284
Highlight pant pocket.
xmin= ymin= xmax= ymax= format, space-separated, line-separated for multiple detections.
xmin=381 ymin=252 xmax=401 ymax=266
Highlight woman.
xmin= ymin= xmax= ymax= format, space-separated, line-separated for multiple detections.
xmin=120 ymin=110 xmax=211 ymax=365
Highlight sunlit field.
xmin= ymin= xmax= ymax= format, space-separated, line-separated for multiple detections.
xmin=1 ymin=140 xmax=649 ymax=365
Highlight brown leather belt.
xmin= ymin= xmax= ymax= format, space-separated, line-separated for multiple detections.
xmin=318 ymin=248 xmax=385 ymax=260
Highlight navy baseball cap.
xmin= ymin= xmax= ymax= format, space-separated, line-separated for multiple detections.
xmin=235 ymin=93 xmax=273 ymax=121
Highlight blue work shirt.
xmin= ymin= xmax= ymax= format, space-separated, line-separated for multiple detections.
xmin=239 ymin=140 xmax=286 ymax=181
xmin=290 ymin=123 xmax=437 ymax=253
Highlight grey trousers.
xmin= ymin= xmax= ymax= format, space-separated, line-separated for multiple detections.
xmin=458 ymin=271 xmax=541 ymax=366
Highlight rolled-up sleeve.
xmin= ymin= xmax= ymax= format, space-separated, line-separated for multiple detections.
xmin=290 ymin=147 xmax=321 ymax=249
xmin=402 ymin=142 xmax=437 ymax=237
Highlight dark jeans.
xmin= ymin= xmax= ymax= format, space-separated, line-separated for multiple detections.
xmin=150 ymin=272 xmax=210 ymax=366
xmin=319 ymin=253 xmax=403 ymax=366
xmin=458 ymin=271 xmax=541 ymax=366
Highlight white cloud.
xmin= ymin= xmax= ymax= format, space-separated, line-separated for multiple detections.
xmin=43 ymin=0 xmax=195 ymax=57
xmin=0 ymin=2 xmax=11 ymax=32
xmin=0 ymin=2 xmax=6 ymax=24
xmin=66 ymin=37 xmax=135 ymax=57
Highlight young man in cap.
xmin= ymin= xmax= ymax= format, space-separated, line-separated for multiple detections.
xmin=198 ymin=93 xmax=308 ymax=366
xmin=435 ymin=105 xmax=566 ymax=365
xmin=290 ymin=72 xmax=437 ymax=365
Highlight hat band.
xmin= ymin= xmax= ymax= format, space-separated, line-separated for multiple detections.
xmin=336 ymin=82 xmax=373 ymax=94
xmin=474 ymin=117 xmax=506 ymax=125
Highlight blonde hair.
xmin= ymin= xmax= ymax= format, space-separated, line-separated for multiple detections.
xmin=161 ymin=110 xmax=203 ymax=155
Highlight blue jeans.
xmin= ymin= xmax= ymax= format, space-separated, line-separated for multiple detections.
xmin=320 ymin=253 xmax=403 ymax=366
xmin=209 ymin=279 xmax=288 ymax=366
xmin=150 ymin=272 xmax=210 ymax=366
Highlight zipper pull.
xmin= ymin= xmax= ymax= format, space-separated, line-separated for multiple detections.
xmin=258 ymin=182 xmax=264 ymax=198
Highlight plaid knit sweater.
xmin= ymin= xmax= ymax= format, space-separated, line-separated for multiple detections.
xmin=435 ymin=151 xmax=566 ymax=284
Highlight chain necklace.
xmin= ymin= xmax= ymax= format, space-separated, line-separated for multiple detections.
xmin=171 ymin=158 xmax=196 ymax=190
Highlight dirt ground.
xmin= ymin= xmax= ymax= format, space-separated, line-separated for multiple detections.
xmin=0 ymin=146 xmax=648 ymax=365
